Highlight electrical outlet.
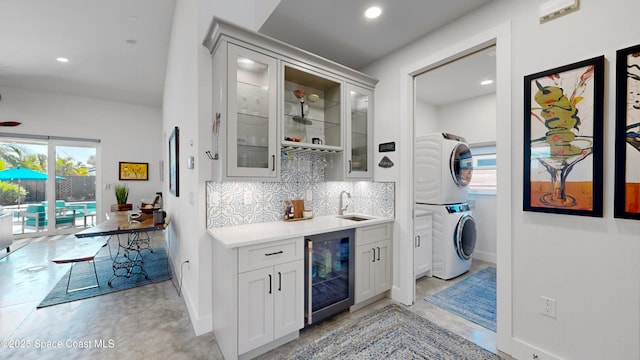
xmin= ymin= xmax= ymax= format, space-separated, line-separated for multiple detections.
xmin=244 ymin=191 xmax=253 ymax=205
xmin=540 ymin=296 xmax=557 ymax=318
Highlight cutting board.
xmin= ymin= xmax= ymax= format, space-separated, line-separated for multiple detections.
xmin=292 ymin=200 xmax=304 ymax=219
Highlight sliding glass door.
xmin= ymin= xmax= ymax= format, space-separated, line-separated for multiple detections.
xmin=0 ymin=136 xmax=98 ymax=237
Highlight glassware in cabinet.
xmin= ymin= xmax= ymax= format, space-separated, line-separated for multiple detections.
xmin=227 ymin=44 xmax=278 ymax=178
xmin=283 ymin=65 xmax=342 ymax=149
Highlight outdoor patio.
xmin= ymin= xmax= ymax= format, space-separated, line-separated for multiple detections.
xmin=2 ymin=202 xmax=97 ymax=235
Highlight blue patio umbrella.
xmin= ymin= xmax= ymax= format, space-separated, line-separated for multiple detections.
xmin=0 ymin=167 xmax=65 ymax=208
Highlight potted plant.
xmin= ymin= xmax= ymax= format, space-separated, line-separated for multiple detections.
xmin=112 ymin=183 xmax=132 ymax=211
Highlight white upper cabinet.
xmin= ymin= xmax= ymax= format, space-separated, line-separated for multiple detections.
xmin=227 ymin=44 xmax=278 ymax=179
xmin=204 ymin=17 xmax=377 ymax=182
xmin=346 ymin=84 xmax=374 ymax=179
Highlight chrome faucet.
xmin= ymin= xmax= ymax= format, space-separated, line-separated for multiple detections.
xmin=339 ymin=190 xmax=351 ymax=215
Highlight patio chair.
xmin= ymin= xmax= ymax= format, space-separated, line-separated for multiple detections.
xmin=21 ymin=204 xmax=78 ymax=232
xmin=22 ymin=205 xmax=46 ymax=232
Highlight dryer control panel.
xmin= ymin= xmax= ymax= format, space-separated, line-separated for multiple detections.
xmin=445 ymin=203 xmax=471 ymax=213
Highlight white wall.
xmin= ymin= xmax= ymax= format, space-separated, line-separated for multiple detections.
xmin=162 ymin=0 xmax=271 ymax=336
xmin=439 ymin=93 xmax=496 ymax=145
xmin=363 ymin=1 xmax=640 ymax=359
xmin=0 ymin=86 xmax=162 ymax=221
xmin=414 ymin=99 xmax=439 ymax=136
xmin=468 ymin=193 xmax=496 ymax=263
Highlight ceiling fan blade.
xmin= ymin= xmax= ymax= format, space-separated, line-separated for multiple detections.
xmin=0 ymin=121 xmax=21 ymax=127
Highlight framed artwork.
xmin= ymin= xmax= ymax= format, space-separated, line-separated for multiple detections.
xmin=615 ymin=44 xmax=640 ymax=219
xmin=169 ymin=126 xmax=180 ymax=197
xmin=523 ymin=56 xmax=604 ymax=217
xmin=119 ymin=162 xmax=148 ymax=180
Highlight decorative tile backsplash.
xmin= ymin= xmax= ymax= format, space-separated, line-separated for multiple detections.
xmin=206 ymin=152 xmax=395 ymax=228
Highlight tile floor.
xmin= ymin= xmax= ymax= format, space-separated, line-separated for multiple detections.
xmin=0 ymin=235 xmax=511 ymax=359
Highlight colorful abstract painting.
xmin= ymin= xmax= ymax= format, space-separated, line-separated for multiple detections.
xmin=615 ymin=44 xmax=640 ymax=219
xmin=524 ymin=56 xmax=604 ymax=217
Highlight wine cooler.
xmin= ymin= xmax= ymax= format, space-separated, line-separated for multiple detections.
xmin=304 ymin=229 xmax=355 ymax=325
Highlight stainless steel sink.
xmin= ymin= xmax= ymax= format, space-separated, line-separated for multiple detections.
xmin=337 ymin=215 xmax=371 ymax=222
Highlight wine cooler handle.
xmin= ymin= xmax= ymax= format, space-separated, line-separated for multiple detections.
xmin=278 ymin=272 xmax=282 ymax=291
xmin=377 ymin=247 xmax=381 ymax=261
xmin=306 ymin=239 xmax=313 ymax=325
xmin=268 ymin=274 xmax=272 ymax=294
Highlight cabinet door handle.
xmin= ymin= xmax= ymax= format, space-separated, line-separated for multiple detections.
xmin=377 ymin=247 xmax=381 ymax=261
xmin=272 ymin=155 xmax=275 ymax=171
xmin=268 ymin=274 xmax=272 ymax=294
xmin=372 ymin=248 xmax=376 ymax=262
xmin=417 ymin=235 xmax=421 ymax=247
xmin=415 ymin=236 xmax=419 ymax=247
xmin=265 ymin=250 xmax=283 ymax=256
xmin=278 ymin=272 xmax=282 ymax=291
xmin=348 ymin=160 xmax=352 ymax=173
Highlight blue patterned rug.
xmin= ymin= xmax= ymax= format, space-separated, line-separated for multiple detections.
xmin=425 ymin=266 xmax=496 ymax=331
xmin=292 ymin=304 xmax=501 ymax=359
xmin=38 ymin=247 xmax=171 ymax=308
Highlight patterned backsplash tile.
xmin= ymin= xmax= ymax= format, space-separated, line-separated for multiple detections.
xmin=206 ymin=152 xmax=395 ymax=228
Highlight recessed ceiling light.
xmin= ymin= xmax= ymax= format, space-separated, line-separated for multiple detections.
xmin=56 ymin=57 xmax=69 ymax=63
xmin=364 ymin=6 xmax=382 ymax=19
xmin=125 ymin=39 xmax=137 ymax=46
xmin=480 ymin=80 xmax=494 ymax=86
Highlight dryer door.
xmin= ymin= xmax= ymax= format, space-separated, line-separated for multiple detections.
xmin=454 ymin=214 xmax=476 ymax=260
xmin=450 ymin=143 xmax=473 ymax=187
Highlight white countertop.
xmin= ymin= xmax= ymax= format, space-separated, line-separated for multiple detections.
xmin=208 ymin=213 xmax=394 ymax=249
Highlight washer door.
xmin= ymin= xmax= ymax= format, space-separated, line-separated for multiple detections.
xmin=450 ymin=143 xmax=473 ymax=187
xmin=454 ymin=214 xmax=476 ymax=260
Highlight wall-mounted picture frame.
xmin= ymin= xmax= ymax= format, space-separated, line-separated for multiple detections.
xmin=615 ymin=44 xmax=640 ymax=219
xmin=118 ymin=162 xmax=148 ymax=181
xmin=169 ymin=126 xmax=179 ymax=197
xmin=523 ymin=56 xmax=604 ymax=217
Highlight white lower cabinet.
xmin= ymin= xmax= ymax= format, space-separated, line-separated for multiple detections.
xmin=354 ymin=224 xmax=392 ymax=304
xmin=414 ymin=212 xmax=433 ymax=278
xmin=237 ymin=238 xmax=304 ymax=355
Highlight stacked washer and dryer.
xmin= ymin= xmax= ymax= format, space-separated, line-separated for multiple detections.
xmin=415 ymin=132 xmax=477 ymax=280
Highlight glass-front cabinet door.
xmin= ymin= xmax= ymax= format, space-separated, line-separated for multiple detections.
xmin=346 ymin=84 xmax=373 ymax=179
xmin=282 ymin=64 xmax=342 ymax=150
xmin=227 ymin=44 xmax=278 ymax=178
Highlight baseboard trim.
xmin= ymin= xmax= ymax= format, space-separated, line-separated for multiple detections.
xmin=511 ymin=338 xmax=562 ymax=360
xmin=473 ymin=250 xmax=496 ymax=264
xmin=181 ymin=280 xmax=213 ymax=336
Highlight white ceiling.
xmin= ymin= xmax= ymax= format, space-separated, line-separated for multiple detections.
xmin=415 ymin=45 xmax=496 ymax=106
xmin=0 ymin=0 xmax=175 ymax=108
xmin=0 ymin=0 xmax=495 ymax=109
xmin=259 ymin=0 xmax=494 ymax=69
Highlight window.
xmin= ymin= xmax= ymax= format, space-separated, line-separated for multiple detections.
xmin=468 ymin=145 xmax=496 ymax=194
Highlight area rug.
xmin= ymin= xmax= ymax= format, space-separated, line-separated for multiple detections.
xmin=291 ymin=303 xmax=500 ymax=359
xmin=38 ymin=247 xmax=171 ymax=308
xmin=425 ymin=266 xmax=496 ymax=331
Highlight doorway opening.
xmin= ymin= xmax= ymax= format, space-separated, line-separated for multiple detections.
xmin=412 ymin=44 xmax=497 ymax=325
